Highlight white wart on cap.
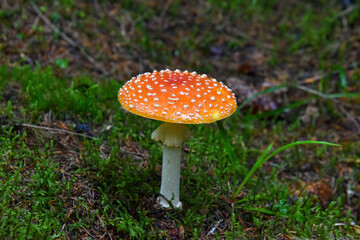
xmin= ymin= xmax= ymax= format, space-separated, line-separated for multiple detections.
xmin=118 ymin=69 xmax=237 ymax=124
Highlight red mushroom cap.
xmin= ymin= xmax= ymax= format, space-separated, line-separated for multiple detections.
xmin=118 ymin=69 xmax=237 ymax=124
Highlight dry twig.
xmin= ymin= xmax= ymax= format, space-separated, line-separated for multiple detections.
xmin=21 ymin=123 xmax=94 ymax=139
xmin=18 ymin=123 xmax=148 ymax=158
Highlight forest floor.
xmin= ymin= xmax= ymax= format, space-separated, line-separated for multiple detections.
xmin=1 ymin=0 xmax=360 ymax=239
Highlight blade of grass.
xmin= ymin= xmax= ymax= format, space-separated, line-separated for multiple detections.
xmin=292 ymin=85 xmax=360 ymax=99
xmin=332 ymin=65 xmax=348 ymax=93
xmin=323 ymin=92 xmax=360 ymax=99
xmin=232 ymin=140 xmax=341 ymax=199
xmin=217 ymin=121 xmax=236 ymax=169
xmin=260 ymin=140 xmax=340 ymax=166
xmin=232 ymin=142 xmax=273 ymax=199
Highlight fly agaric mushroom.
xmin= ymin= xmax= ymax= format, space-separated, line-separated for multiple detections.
xmin=118 ymin=69 xmax=237 ymax=208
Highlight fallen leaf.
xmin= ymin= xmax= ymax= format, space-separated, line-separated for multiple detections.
xmin=56 ymin=121 xmax=70 ymax=131
xmin=293 ymin=181 xmax=333 ymax=208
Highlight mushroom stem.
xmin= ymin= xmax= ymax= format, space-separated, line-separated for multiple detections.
xmin=151 ymin=122 xmax=191 ymax=208
xmin=159 ymin=146 xmax=182 ymax=208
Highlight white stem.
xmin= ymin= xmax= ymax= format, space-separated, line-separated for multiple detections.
xmin=159 ymin=146 xmax=182 ymax=208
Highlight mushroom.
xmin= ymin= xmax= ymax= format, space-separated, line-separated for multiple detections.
xmin=118 ymin=69 xmax=237 ymax=208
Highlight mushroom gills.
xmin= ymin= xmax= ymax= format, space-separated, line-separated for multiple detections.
xmin=151 ymin=122 xmax=191 ymax=148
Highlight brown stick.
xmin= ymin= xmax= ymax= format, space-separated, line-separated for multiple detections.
xmin=21 ymin=123 xmax=93 ymax=139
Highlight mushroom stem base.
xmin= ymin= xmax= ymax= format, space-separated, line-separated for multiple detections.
xmin=158 ymin=146 xmax=182 ymax=208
